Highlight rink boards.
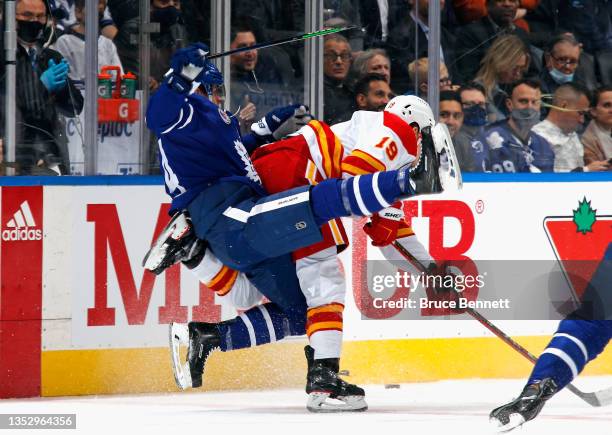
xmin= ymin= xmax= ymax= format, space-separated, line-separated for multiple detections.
xmin=0 ymin=173 xmax=611 ymax=398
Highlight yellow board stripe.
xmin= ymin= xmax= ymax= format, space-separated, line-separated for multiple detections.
xmin=41 ymin=336 xmax=612 ymax=396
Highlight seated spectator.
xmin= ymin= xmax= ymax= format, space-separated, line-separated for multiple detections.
xmin=474 ymin=34 xmax=531 ymax=122
xmin=54 ymin=0 xmax=123 ymax=90
xmin=580 ymin=86 xmax=612 ymax=169
xmin=473 ymin=79 xmax=554 ymax=172
xmin=229 ymin=18 xmax=292 ymax=133
xmin=454 ymin=82 xmax=489 ymax=171
xmin=347 ymin=48 xmax=391 ymax=88
xmin=408 ymin=58 xmax=455 ymax=98
xmin=540 ymin=33 xmax=597 ymax=96
xmin=323 ymin=34 xmax=354 ymax=125
xmin=354 ymin=73 xmax=393 ymax=111
xmin=532 ymin=83 xmax=608 ymax=172
xmin=386 ymin=0 xmax=456 ymax=93
xmin=0 ymin=0 xmax=83 ymax=175
xmin=558 ymin=0 xmax=612 ymax=55
xmin=149 ymin=0 xmax=189 ymax=89
xmin=50 ymin=0 xmax=118 ymax=39
xmin=454 ymin=0 xmax=530 ymax=84
xmin=439 ymin=90 xmax=464 ymax=138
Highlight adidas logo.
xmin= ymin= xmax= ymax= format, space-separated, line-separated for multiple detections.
xmin=2 ymin=201 xmax=42 ymax=241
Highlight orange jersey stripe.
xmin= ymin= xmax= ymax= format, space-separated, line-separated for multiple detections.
xmin=350 ymin=149 xmax=386 ymax=172
xmin=307 ymin=303 xmax=344 ymax=317
xmin=341 ymin=162 xmax=370 ymax=176
xmin=397 ymin=227 xmax=415 ymax=238
xmin=308 ymin=120 xmax=343 ymax=179
xmin=207 ymin=266 xmax=238 ymax=295
xmin=307 ymin=321 xmax=344 ymax=336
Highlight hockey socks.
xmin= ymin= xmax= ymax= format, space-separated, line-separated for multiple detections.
xmin=310 ymin=168 xmax=415 ymax=226
xmin=527 ymin=319 xmax=612 ymax=390
xmin=217 ymin=303 xmax=304 ymax=351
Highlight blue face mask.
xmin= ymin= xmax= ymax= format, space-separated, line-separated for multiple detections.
xmin=462 ymin=104 xmax=488 ymax=127
xmin=549 ymin=67 xmax=574 ymax=84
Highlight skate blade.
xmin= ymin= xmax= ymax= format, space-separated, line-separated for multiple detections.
xmin=306 ymin=392 xmax=368 ymax=413
xmin=489 ymin=413 xmax=526 ymax=433
xmin=169 ymin=322 xmax=192 ymax=390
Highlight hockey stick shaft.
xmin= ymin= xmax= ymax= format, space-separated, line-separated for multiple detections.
xmin=208 ymin=26 xmax=357 ymax=60
xmin=391 ymin=240 xmax=611 ymax=406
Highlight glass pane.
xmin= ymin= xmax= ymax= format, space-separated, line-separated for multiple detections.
xmin=229 ymin=1 xmax=305 ymax=136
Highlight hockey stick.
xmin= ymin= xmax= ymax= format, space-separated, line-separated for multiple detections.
xmin=391 ymin=240 xmax=612 ymax=407
xmin=208 ymin=26 xmax=357 ymax=60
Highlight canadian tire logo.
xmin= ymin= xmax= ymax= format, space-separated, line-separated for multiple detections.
xmin=2 ymin=200 xmax=42 ymax=241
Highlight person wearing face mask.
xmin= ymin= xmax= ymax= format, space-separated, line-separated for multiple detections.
xmin=473 ymin=79 xmax=555 ymax=172
xmin=453 ymin=83 xmax=489 ymax=172
xmin=0 ymin=0 xmax=83 ymax=175
xmin=539 ymin=33 xmax=597 ymax=96
xmin=149 ymin=0 xmax=188 ymax=89
xmin=533 ymin=83 xmax=610 ymax=172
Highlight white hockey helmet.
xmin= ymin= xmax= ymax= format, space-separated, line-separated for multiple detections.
xmin=384 ymin=95 xmax=435 ymax=132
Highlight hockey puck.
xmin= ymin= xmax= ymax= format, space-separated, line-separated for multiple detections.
xmin=385 ymin=384 xmax=400 ymax=389
xmin=338 ymin=370 xmax=350 ymax=376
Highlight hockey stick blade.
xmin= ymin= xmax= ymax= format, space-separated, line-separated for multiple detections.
xmin=391 ymin=240 xmax=612 ymax=407
xmin=208 ymin=26 xmax=357 ymax=59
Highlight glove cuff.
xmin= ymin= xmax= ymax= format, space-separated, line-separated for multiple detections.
xmin=250 ymin=116 xmax=273 ymax=138
xmin=165 ymin=72 xmax=193 ymax=95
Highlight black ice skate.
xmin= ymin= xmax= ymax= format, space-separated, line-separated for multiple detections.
xmin=143 ymin=211 xmax=205 ymax=275
xmin=304 ymin=345 xmax=367 ymax=412
xmin=169 ymin=322 xmax=221 ymax=390
xmin=490 ymin=378 xmax=558 ymax=432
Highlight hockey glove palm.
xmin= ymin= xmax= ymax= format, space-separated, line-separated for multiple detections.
xmin=251 ymin=104 xmax=310 ymax=142
xmin=166 ymin=42 xmax=213 ymax=94
xmin=362 ymin=202 xmax=404 ymax=246
xmin=41 ymin=59 xmax=69 ymax=93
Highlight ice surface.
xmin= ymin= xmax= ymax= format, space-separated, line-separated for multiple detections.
xmin=3 ymin=376 xmax=612 ymax=435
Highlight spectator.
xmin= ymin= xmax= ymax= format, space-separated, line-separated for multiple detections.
xmin=454 ymin=82 xmax=489 ymax=171
xmin=149 ymin=0 xmax=188 ymax=90
xmin=439 ymin=90 xmax=464 ymax=137
xmin=474 ymin=34 xmax=531 ymax=121
xmin=229 ymin=18 xmax=292 ymax=133
xmin=408 ymin=58 xmax=455 ymax=98
xmin=354 ymin=73 xmax=393 ymax=111
xmin=473 ymin=79 xmax=555 ymax=172
xmin=581 ymin=86 xmax=612 ymax=168
xmin=105 ymin=0 xmax=139 ymax=75
xmin=54 ymin=0 xmax=123 ymax=90
xmin=50 ymin=0 xmax=118 ymax=39
xmin=532 ymin=83 xmax=609 ymax=171
xmin=558 ymin=0 xmax=612 ymax=55
xmin=386 ymin=0 xmax=456 ymax=93
xmin=454 ymin=0 xmax=530 ymax=84
xmin=323 ymin=34 xmax=354 ymax=125
xmin=348 ymin=48 xmax=391 ymax=87
xmin=0 ymin=0 xmax=84 ymax=175
xmin=540 ymin=33 xmax=597 ymax=96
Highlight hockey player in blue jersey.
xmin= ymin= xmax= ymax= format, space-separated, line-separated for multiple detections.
xmin=490 ymin=243 xmax=612 ymax=431
xmin=145 ymin=43 xmax=439 ymax=409
xmin=472 ymin=79 xmax=554 ymax=173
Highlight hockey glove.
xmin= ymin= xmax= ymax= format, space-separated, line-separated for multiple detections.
xmin=41 ymin=59 xmax=69 ymax=93
xmin=251 ymin=104 xmax=310 ymax=142
xmin=362 ymin=202 xmax=404 ymax=246
xmin=165 ymin=42 xmax=212 ymax=94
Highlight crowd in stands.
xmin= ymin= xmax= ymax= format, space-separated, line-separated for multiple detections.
xmin=0 ymin=0 xmax=611 ymax=174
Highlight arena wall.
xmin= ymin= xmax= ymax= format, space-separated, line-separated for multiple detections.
xmin=1 ymin=173 xmax=611 ymax=398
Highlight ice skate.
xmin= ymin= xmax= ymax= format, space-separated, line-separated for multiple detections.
xmin=169 ymin=322 xmax=221 ymax=390
xmin=490 ymin=378 xmax=558 ymax=432
xmin=304 ymin=346 xmax=367 ymax=413
xmin=143 ymin=211 xmax=205 ymax=275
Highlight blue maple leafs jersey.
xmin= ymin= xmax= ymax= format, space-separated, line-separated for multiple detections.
xmin=146 ymin=84 xmax=263 ymax=212
xmin=471 ymin=120 xmax=555 ymax=173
